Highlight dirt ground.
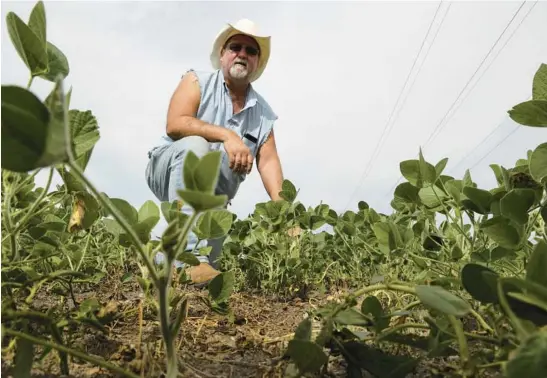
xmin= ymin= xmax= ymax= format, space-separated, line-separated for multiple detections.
xmin=1 ymin=267 xmax=337 ymax=378
xmin=1 ymin=268 xmax=503 ymax=378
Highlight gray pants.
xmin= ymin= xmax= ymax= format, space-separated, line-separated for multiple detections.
xmin=145 ymin=136 xmax=228 ymax=269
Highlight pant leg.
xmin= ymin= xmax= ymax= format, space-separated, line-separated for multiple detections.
xmin=146 ymin=136 xmax=216 ymax=267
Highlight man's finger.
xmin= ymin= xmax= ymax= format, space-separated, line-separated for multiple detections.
xmin=246 ymin=154 xmax=253 ymax=174
xmin=234 ymin=154 xmax=242 ymax=172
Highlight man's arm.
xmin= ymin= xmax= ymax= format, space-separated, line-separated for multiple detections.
xmin=256 ymin=130 xmax=284 ymax=201
xmin=166 ymin=71 xmax=232 ymax=143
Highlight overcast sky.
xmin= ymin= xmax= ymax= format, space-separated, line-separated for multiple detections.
xmin=2 ymin=0 xmax=546 ymax=236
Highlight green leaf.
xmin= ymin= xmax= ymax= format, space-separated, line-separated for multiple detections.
xmin=110 ymin=198 xmax=138 ymax=225
xmin=14 ymin=336 xmax=33 ymax=378
xmin=182 ymin=151 xmax=200 ymax=190
xmin=394 ymin=182 xmax=420 ymax=204
xmin=193 ymin=151 xmax=222 ymax=193
xmin=294 ymin=318 xmax=312 ymax=341
xmin=334 ymin=308 xmax=372 ymax=326
xmin=415 ymin=285 xmax=471 ymax=317
xmin=341 ymin=341 xmax=419 ymax=378
xmin=529 ymin=143 xmax=547 ymax=183
xmin=445 ymin=180 xmax=462 ymax=203
xmin=1 ymin=85 xmax=50 ymax=172
xmin=400 ymin=159 xmax=435 ymax=188
xmin=279 ymin=179 xmax=298 ymax=202
xmin=491 ymin=246 xmax=515 ymax=261
xmin=504 ymin=331 xmax=547 ymax=378
xmin=195 ymin=209 xmax=233 ymax=239
xmin=480 ymin=216 xmax=522 ymax=250
xmin=419 ymin=149 xmax=437 ymax=184
xmin=176 ymin=252 xmax=200 ymax=266
xmin=418 ymin=186 xmax=448 ymax=209
xmin=285 ymin=339 xmax=328 ymax=374
xmin=527 ymin=241 xmax=547 ymax=288
xmin=508 ymin=100 xmax=547 ymax=127
xmin=28 ymin=1 xmax=46 ymax=45
xmin=500 ymin=189 xmax=536 ymax=225
xmin=435 ymin=157 xmax=449 ymax=177
xmin=462 ymin=187 xmax=493 ymax=214
xmin=361 ymin=296 xmax=384 ymax=318
xmin=79 ymin=192 xmax=100 ymax=230
xmin=208 ymin=270 xmax=235 ymax=303
xmin=358 ymin=201 xmax=369 ymax=210
xmin=489 ymin=164 xmax=505 ymax=186
xmin=39 ymin=76 xmax=68 ymax=167
xmin=68 ymin=110 xmax=99 ymax=169
xmin=177 ymin=190 xmax=227 ymax=212
xmin=532 ymin=63 xmax=547 ymax=101
xmin=461 ymin=263 xmax=499 ymax=304
xmin=6 ymin=12 xmax=48 ymax=76
xmin=39 ymin=42 xmax=70 ymax=82
xmin=138 ymin=200 xmax=160 ymax=222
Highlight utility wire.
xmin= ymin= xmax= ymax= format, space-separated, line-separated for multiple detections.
xmin=421 ymin=0 xmax=527 ymax=150
xmin=468 ymin=125 xmax=520 ymax=171
xmin=343 ymin=1 xmax=447 ymax=211
xmin=382 ymin=0 xmax=532 ymax=201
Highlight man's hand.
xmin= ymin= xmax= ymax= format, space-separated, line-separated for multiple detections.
xmin=223 ymin=131 xmax=253 ymax=174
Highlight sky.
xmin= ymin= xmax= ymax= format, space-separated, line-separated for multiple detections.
xmin=2 ymin=0 xmax=547 ymax=237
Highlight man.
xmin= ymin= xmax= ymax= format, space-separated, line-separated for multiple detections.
xmin=145 ymin=19 xmax=284 ymax=285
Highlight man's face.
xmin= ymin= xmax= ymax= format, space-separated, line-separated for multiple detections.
xmin=220 ymin=34 xmax=260 ymax=81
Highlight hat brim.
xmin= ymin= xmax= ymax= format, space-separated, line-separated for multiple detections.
xmin=210 ymin=23 xmax=270 ymax=82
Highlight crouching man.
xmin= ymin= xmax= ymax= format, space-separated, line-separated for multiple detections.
xmin=145 ymin=19 xmax=284 ymax=285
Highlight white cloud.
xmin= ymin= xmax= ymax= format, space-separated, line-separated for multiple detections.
xmin=2 ymin=0 xmax=546 ymax=235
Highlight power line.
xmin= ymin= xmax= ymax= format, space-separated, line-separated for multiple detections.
xmin=343 ymin=1 xmax=447 ymax=211
xmin=468 ymin=125 xmax=520 ymax=171
xmin=446 ymin=116 xmax=507 ymax=175
xmin=382 ymin=0 xmax=532 ymax=201
xmin=421 ymin=0 xmax=527 ymax=150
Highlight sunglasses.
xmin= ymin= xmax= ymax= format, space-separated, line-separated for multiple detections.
xmin=227 ymin=43 xmax=259 ymax=56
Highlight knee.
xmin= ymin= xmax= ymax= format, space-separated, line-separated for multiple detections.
xmin=172 ymin=136 xmax=210 ymax=158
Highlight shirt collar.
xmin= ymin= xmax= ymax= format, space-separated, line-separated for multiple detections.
xmin=219 ymin=69 xmax=258 ymax=110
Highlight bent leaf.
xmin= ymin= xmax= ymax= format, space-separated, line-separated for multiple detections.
xmin=500 ymin=189 xmax=536 ymax=225
xmin=532 ymin=63 xmax=547 ymax=101
xmin=480 ymin=216 xmax=521 ymax=250
xmin=1 ymin=85 xmax=50 ymax=172
xmin=28 ymin=1 xmax=46 ymax=45
xmin=504 ymin=330 xmax=547 ymax=378
xmin=529 ymin=143 xmax=547 ymax=184
xmin=6 ymin=12 xmax=48 ymax=76
xmin=194 ymin=151 xmax=222 ymax=193
xmin=461 ymin=263 xmax=499 ymax=304
xmin=527 ymin=241 xmax=547 ymax=288
xmin=415 ymin=285 xmax=471 ymax=317
xmin=195 ymin=209 xmax=233 ymax=239
xmin=285 ymin=339 xmax=328 ymax=374
xmin=208 ymin=270 xmax=235 ymax=303
xmin=39 ymin=42 xmax=70 ymax=82
xmin=177 ymin=190 xmax=227 ymax=212
xmin=508 ymin=100 xmax=547 ymax=127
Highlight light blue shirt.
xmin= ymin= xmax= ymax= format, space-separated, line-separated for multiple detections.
xmin=156 ymin=68 xmax=278 ymax=200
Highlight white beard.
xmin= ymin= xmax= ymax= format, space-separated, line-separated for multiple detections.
xmin=229 ymin=63 xmax=249 ymax=79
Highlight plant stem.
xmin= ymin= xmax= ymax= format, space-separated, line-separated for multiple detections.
xmin=469 ymin=308 xmax=494 ymax=334
xmin=3 ymin=328 xmax=139 ymax=378
xmin=67 ymin=160 xmax=158 ymax=282
xmin=3 ymin=181 xmax=19 ymax=261
xmin=158 ymin=211 xmax=199 ymax=378
xmin=13 ymin=167 xmax=54 ymax=234
xmin=448 ymin=315 xmax=470 ymax=376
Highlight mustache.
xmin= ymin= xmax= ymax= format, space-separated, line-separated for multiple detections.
xmin=233 ymin=58 xmax=248 ymax=67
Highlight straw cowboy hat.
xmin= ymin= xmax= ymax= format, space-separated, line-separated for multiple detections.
xmin=210 ymin=18 xmax=271 ymax=82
